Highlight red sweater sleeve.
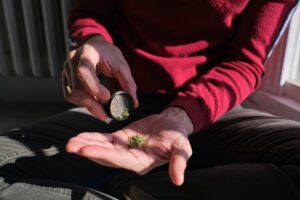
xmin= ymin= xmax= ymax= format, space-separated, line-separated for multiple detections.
xmin=169 ymin=0 xmax=298 ymax=133
xmin=68 ymin=0 xmax=118 ymax=46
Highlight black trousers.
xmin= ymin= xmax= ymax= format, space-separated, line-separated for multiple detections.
xmin=0 ymin=95 xmax=300 ymax=200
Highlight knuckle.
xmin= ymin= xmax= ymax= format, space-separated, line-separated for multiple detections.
xmin=80 ymin=44 xmax=92 ymax=53
xmin=67 ymin=50 xmax=76 ymax=59
xmin=81 ymin=46 xmax=98 ymax=59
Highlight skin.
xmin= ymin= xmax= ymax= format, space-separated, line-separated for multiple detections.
xmin=62 ymin=35 xmax=139 ymax=120
xmin=62 ymin=35 xmax=194 ymax=186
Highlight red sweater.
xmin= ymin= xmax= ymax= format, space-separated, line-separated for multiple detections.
xmin=69 ymin=0 xmax=297 ymax=133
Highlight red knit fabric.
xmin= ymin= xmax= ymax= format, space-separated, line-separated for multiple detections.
xmin=69 ymin=0 xmax=297 ymax=133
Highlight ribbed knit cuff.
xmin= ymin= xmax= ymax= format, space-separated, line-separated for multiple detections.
xmin=167 ymin=96 xmax=207 ymax=133
xmin=70 ymin=18 xmax=113 ymax=48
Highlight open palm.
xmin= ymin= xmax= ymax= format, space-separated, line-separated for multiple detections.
xmin=66 ymin=114 xmax=192 ymax=185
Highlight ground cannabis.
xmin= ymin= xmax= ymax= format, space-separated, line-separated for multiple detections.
xmin=121 ymin=108 xmax=130 ymax=119
xmin=128 ymin=135 xmax=146 ymax=148
xmin=116 ymin=108 xmax=130 ymax=120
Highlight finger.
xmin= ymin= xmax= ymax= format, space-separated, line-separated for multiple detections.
xmin=115 ymin=66 xmax=139 ymax=108
xmin=90 ymin=158 xmax=117 ymax=168
xmin=61 ymin=71 xmax=70 ymax=97
xmin=78 ymin=145 xmax=141 ymax=171
xmin=77 ymin=54 xmax=110 ymax=103
xmin=63 ymin=51 xmax=76 ymax=84
xmin=68 ymin=57 xmax=89 ymax=106
xmin=70 ymin=59 xmax=108 ymax=121
xmin=64 ymin=50 xmax=76 ymax=79
xmin=66 ymin=132 xmax=113 ymax=153
xmin=102 ymin=54 xmax=139 ymax=108
xmin=63 ymin=60 xmax=71 ymax=79
xmin=169 ymin=139 xmax=192 ymax=186
xmin=70 ymin=78 xmax=108 ymax=120
xmin=62 ymin=71 xmax=82 ymax=106
xmin=65 ymin=139 xmax=86 ymax=153
xmin=66 ymin=141 xmax=116 ymax=168
xmin=67 ymin=137 xmax=113 ymax=151
xmin=62 ymin=75 xmax=82 ymax=108
xmin=62 ymin=59 xmax=72 ymax=95
xmin=111 ymin=130 xmax=130 ymax=148
xmin=63 ymin=51 xmax=99 ymax=109
xmin=169 ymin=151 xmax=187 ymax=186
xmin=77 ymin=132 xmax=113 ymax=143
xmin=77 ymin=92 xmax=108 ymax=120
xmin=68 ymin=50 xmax=76 ymax=59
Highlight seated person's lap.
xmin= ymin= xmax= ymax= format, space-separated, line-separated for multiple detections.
xmin=1 ymin=104 xmax=300 ymax=199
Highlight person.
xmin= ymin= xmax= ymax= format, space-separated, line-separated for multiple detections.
xmin=1 ymin=0 xmax=300 ymax=199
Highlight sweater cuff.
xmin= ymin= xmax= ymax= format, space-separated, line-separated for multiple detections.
xmin=70 ymin=18 xmax=113 ymax=48
xmin=167 ymin=96 xmax=208 ymax=133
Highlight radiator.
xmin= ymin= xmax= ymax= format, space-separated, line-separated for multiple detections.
xmin=0 ymin=0 xmax=73 ymax=102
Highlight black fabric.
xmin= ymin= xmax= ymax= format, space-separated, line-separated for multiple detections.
xmin=112 ymin=164 xmax=300 ymax=200
xmin=0 ymin=95 xmax=300 ymax=199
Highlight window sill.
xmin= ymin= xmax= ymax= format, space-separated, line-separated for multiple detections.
xmin=244 ymin=90 xmax=300 ymax=122
xmin=283 ymin=81 xmax=300 ymax=102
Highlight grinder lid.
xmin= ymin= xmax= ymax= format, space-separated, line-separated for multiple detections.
xmin=107 ymin=91 xmax=134 ymax=121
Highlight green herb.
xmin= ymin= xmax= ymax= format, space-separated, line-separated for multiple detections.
xmin=116 ymin=108 xmax=130 ymax=120
xmin=128 ymin=135 xmax=146 ymax=148
xmin=121 ymin=108 xmax=130 ymax=119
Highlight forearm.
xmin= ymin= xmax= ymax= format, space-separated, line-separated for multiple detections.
xmin=169 ymin=0 xmax=298 ymax=133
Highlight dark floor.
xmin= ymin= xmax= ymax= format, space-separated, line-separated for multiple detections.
xmin=0 ymin=101 xmax=72 ymax=132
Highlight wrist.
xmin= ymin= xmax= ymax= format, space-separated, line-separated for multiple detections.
xmin=160 ymin=107 xmax=194 ymax=135
xmin=84 ymin=34 xmax=106 ymax=45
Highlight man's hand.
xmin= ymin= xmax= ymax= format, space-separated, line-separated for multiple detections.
xmin=66 ymin=107 xmax=194 ymax=186
xmin=62 ymin=35 xmax=139 ymax=121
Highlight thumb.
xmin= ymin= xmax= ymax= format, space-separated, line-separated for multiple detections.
xmin=169 ymin=138 xmax=192 ymax=186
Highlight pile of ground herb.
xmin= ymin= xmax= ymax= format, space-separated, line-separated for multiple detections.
xmin=121 ymin=108 xmax=130 ymax=119
xmin=128 ymin=135 xmax=146 ymax=148
xmin=116 ymin=108 xmax=130 ymax=120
